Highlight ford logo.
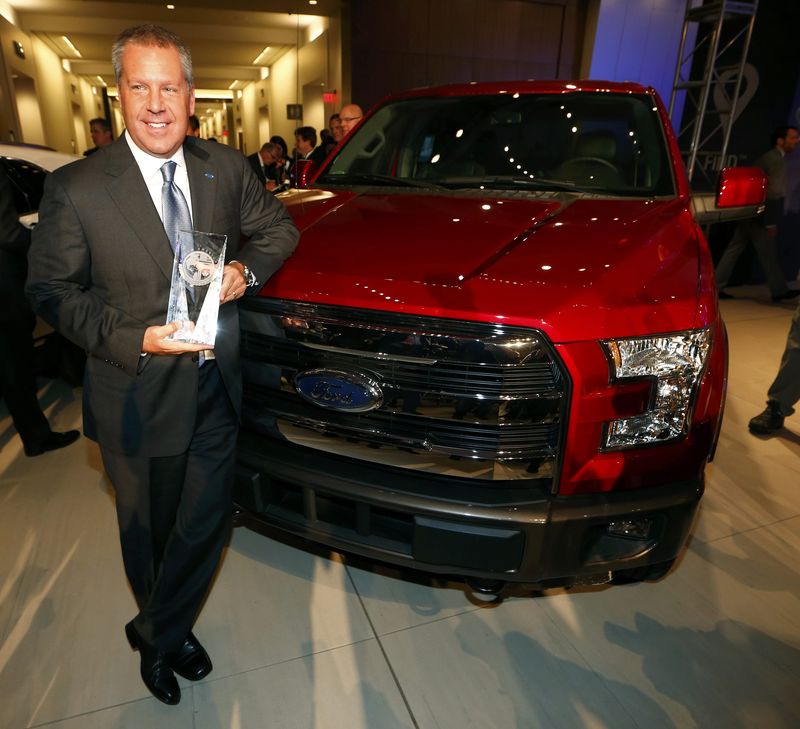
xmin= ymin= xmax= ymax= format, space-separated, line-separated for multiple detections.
xmin=294 ymin=369 xmax=384 ymax=413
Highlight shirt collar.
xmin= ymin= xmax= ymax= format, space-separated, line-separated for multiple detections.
xmin=124 ymin=130 xmax=188 ymax=181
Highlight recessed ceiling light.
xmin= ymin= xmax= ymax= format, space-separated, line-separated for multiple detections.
xmin=252 ymin=46 xmax=271 ymax=64
xmin=62 ymin=35 xmax=82 ymax=58
xmin=309 ymin=1 xmax=318 ymax=5
xmin=167 ymin=4 xmax=175 ymax=9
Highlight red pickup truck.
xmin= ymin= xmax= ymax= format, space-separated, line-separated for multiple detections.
xmin=234 ymin=81 xmax=765 ymax=592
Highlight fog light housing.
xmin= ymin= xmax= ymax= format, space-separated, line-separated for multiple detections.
xmin=601 ymin=329 xmax=711 ymax=449
xmin=607 ymin=517 xmax=653 ymax=540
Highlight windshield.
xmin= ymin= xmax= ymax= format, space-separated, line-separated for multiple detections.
xmin=319 ymin=92 xmax=675 ymax=197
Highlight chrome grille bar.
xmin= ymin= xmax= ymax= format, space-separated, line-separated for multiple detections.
xmin=239 ymin=299 xmax=569 ymax=482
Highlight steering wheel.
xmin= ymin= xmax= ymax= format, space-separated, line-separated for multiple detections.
xmin=564 ymin=156 xmax=618 ymax=171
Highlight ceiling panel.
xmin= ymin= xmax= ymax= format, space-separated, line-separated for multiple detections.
xmin=7 ymin=0 xmax=337 ymax=92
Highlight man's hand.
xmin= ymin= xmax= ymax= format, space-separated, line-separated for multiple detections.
xmin=221 ymin=262 xmax=247 ymax=303
xmin=142 ymin=322 xmax=210 ymax=354
xmin=266 ymin=180 xmax=277 ymax=192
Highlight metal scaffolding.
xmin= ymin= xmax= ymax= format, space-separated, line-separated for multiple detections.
xmin=669 ymin=0 xmax=758 ymax=189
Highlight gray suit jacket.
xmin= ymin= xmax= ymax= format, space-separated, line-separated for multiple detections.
xmin=27 ymin=135 xmax=299 ymax=456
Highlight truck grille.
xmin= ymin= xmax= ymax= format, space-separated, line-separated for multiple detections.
xmin=239 ymin=299 xmax=569 ymax=484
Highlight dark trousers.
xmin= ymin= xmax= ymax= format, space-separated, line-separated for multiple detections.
xmin=100 ymin=361 xmax=238 ymax=652
xmin=0 ymin=307 xmax=50 ymax=447
xmin=767 ymin=300 xmax=800 ymax=416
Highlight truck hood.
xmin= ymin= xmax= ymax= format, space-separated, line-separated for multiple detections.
xmin=264 ymin=188 xmax=703 ymax=342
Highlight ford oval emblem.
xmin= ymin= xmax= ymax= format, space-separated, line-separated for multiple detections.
xmin=294 ymin=369 xmax=384 ymax=413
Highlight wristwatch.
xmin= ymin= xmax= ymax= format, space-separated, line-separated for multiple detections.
xmin=231 ymin=260 xmax=258 ymax=288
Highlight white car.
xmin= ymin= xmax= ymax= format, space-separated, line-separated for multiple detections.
xmin=0 ymin=142 xmax=81 ymax=227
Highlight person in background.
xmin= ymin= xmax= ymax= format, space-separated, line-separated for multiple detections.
xmin=716 ymin=126 xmax=800 ymax=303
xmin=748 ymin=296 xmax=800 ymax=435
xmin=270 ymin=135 xmax=291 ymax=180
xmin=0 ymin=168 xmax=80 ymax=457
xmin=186 ymin=114 xmax=201 ymax=137
xmin=27 ymin=23 xmax=299 ymax=706
xmin=294 ymin=126 xmax=326 ymax=165
xmin=322 ymin=113 xmax=342 ymax=157
xmin=84 ymin=117 xmax=113 ymax=156
xmin=270 ymin=134 xmax=289 ymax=162
xmin=339 ymin=103 xmax=363 ymax=137
xmin=247 ymin=141 xmax=282 ymax=191
xmin=330 ymin=113 xmax=343 ymax=144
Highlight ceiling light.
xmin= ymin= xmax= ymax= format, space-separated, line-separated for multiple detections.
xmin=62 ymin=35 xmax=82 ymax=58
xmin=228 ymin=80 xmax=239 ymax=90
xmin=309 ymin=0 xmax=318 ymax=4
xmin=252 ymin=46 xmax=271 ymax=65
xmin=167 ymin=4 xmax=175 ymax=8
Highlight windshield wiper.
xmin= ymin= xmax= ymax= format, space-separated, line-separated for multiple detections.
xmin=319 ymin=173 xmax=444 ymax=189
xmin=441 ymin=176 xmax=587 ymax=193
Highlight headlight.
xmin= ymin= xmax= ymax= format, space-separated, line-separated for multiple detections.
xmin=601 ymin=328 xmax=711 ymax=449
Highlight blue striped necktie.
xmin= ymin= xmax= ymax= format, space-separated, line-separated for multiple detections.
xmin=160 ymin=160 xmax=192 ymax=253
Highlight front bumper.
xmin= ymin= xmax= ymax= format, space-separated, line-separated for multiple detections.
xmin=234 ymin=431 xmax=703 ymax=585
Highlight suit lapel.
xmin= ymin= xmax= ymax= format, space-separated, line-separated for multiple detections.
xmin=105 ymin=137 xmax=174 ymax=283
xmin=184 ymin=138 xmax=217 ymax=234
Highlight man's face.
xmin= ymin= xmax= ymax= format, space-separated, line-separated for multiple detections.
xmin=782 ymin=128 xmax=799 ymax=153
xmin=339 ymin=105 xmax=363 ymax=136
xmin=260 ymin=148 xmax=277 ymax=166
xmin=330 ymin=118 xmax=343 ymax=142
xmin=90 ymin=123 xmax=112 ymax=148
xmin=119 ymin=42 xmax=195 ymax=159
xmin=295 ymin=135 xmax=312 ymax=156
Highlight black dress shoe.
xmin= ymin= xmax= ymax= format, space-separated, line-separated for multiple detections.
xmin=748 ymin=401 xmax=785 ymax=435
xmin=168 ymin=632 xmax=213 ymax=681
xmin=125 ymin=622 xmax=181 ymax=705
xmin=23 ymin=430 xmax=80 ymax=457
xmin=772 ymin=290 xmax=800 ymax=302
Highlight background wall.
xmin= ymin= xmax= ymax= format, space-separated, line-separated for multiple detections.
xmin=264 ymin=26 xmax=342 ymax=152
xmin=350 ymin=0 xmax=587 ymax=112
xmin=587 ymin=0 xmax=687 ymax=106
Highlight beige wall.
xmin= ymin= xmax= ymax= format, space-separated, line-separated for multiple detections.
xmin=0 ymin=14 xmax=107 ymax=151
xmin=14 ymin=75 xmax=44 ymax=144
xmin=0 ymin=14 xmax=35 ymax=141
xmin=31 ymin=35 xmax=74 ymax=153
xmin=241 ymin=20 xmax=343 ymax=156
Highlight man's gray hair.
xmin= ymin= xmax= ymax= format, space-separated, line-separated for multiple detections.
xmin=112 ymin=24 xmax=193 ymax=87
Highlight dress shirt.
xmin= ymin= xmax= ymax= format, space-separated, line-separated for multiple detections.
xmin=124 ymin=131 xmax=194 ymax=224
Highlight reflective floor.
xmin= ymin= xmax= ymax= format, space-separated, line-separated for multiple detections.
xmin=1 ymin=289 xmax=799 ymax=729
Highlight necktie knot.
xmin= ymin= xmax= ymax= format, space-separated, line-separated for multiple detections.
xmin=161 ymin=160 xmax=177 ymax=184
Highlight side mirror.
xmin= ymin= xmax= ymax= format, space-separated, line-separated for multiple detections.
xmin=692 ymin=166 xmax=767 ymax=224
xmin=293 ymin=158 xmax=315 ymax=189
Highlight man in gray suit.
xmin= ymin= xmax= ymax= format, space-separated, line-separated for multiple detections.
xmin=716 ymin=126 xmax=800 ymax=302
xmin=27 ymin=25 xmax=299 ymax=705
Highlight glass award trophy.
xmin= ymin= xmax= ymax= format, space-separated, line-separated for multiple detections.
xmin=166 ymin=230 xmax=227 ymax=346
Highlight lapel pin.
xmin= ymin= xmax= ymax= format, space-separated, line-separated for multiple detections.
xmin=204 ymin=172 xmax=215 ymax=180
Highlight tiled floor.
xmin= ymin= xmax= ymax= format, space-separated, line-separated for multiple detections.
xmin=2 ymin=290 xmax=799 ymax=729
